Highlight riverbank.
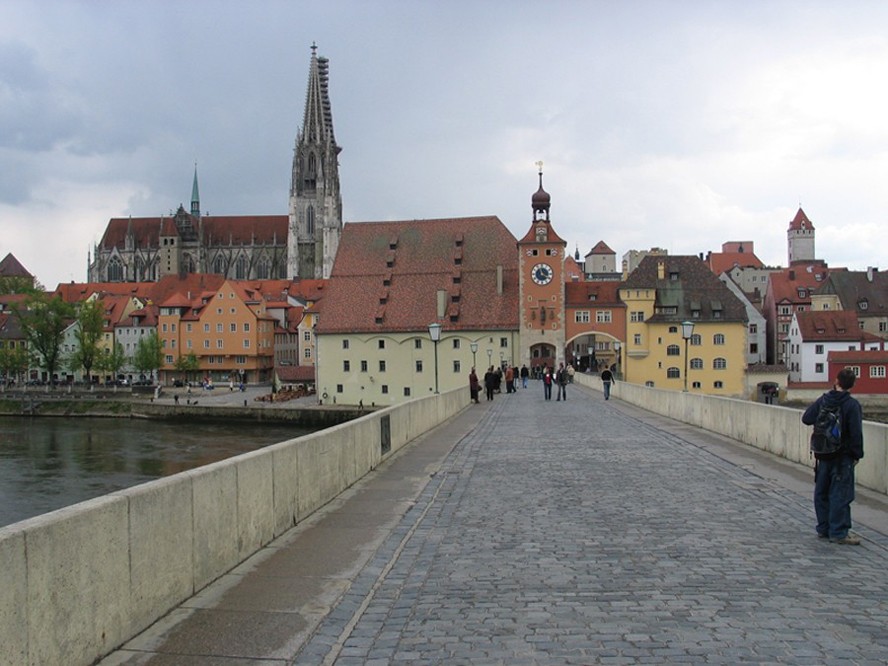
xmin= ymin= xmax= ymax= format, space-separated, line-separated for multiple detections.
xmin=0 ymin=386 xmax=365 ymax=426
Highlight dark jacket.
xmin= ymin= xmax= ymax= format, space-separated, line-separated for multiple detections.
xmin=801 ymin=389 xmax=864 ymax=461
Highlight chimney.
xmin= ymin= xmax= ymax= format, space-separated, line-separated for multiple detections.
xmin=657 ymin=261 xmax=665 ymax=280
xmin=436 ymin=289 xmax=447 ymax=318
xmin=496 ymin=265 xmax=503 ymax=295
xmin=788 ymin=269 xmax=795 ymax=281
xmin=867 ymin=266 xmax=877 ymax=282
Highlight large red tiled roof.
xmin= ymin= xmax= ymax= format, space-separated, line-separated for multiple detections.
xmin=0 ymin=253 xmax=33 ymax=278
xmin=795 ymin=310 xmax=873 ymax=342
xmin=707 ymin=251 xmax=764 ymax=275
xmin=788 ymin=207 xmax=815 ymax=231
xmin=318 ymin=217 xmax=519 ymax=334
xmin=828 ymin=349 xmax=888 ymax=363
xmin=768 ymin=264 xmax=831 ymax=303
xmin=565 ymin=281 xmax=623 ymax=307
xmin=97 ymin=215 xmax=288 ymax=250
xmin=589 ymin=240 xmax=615 ymax=255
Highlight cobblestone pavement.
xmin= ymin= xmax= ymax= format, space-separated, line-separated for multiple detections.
xmin=295 ymin=385 xmax=888 ymax=665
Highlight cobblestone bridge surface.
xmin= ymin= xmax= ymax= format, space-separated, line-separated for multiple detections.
xmin=104 ymin=384 xmax=888 ymax=665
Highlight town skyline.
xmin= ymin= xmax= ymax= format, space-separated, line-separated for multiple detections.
xmin=3 ymin=1 xmax=888 ymax=288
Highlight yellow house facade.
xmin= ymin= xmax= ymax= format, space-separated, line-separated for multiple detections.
xmin=621 ymin=255 xmax=748 ymax=396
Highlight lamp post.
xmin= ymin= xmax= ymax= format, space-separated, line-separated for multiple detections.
xmin=428 ymin=322 xmax=442 ymax=394
xmin=614 ymin=341 xmax=621 ymax=381
xmin=681 ymin=320 xmax=695 ymax=392
xmin=486 ymin=348 xmax=492 ymax=368
xmin=470 ymin=342 xmax=478 ymax=370
xmin=499 ymin=351 xmax=504 ymax=369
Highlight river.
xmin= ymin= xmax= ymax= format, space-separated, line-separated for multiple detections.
xmin=0 ymin=416 xmax=316 ymax=528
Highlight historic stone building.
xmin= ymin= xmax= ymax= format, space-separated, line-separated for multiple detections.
xmin=88 ymin=45 xmax=342 ymax=283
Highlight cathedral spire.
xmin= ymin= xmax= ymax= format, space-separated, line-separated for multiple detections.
xmin=191 ymin=163 xmax=200 ymax=218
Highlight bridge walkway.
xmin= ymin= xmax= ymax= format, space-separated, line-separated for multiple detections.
xmin=101 ymin=382 xmax=888 ymax=665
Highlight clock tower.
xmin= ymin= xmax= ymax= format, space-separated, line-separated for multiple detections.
xmin=518 ymin=164 xmax=567 ymax=371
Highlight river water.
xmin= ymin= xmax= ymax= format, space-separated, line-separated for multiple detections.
xmin=0 ymin=416 xmax=316 ymax=528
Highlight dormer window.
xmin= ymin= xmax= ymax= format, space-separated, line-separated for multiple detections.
xmin=797 ymin=288 xmax=807 ymax=298
xmin=669 ymin=272 xmax=679 ymax=281
xmin=859 ymin=299 xmax=869 ymax=310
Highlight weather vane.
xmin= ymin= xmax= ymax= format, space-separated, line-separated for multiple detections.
xmin=535 ymin=160 xmax=544 ymax=174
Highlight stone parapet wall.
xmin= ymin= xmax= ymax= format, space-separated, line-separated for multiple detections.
xmin=0 ymin=387 xmax=469 ymax=666
xmin=574 ymin=373 xmax=887 ymax=497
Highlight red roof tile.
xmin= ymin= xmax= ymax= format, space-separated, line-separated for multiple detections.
xmin=788 ymin=207 xmax=815 ymax=231
xmin=795 ymin=310 xmax=872 ymax=342
xmin=318 ymin=217 xmax=519 ymax=334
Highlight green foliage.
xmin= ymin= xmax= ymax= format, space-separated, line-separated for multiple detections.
xmin=13 ymin=292 xmax=74 ymax=383
xmin=174 ymin=352 xmax=200 ymax=382
xmin=96 ymin=342 xmax=128 ymax=381
xmin=0 ymin=343 xmax=30 ymax=382
xmin=68 ymin=299 xmax=106 ymax=381
xmin=133 ymin=331 xmax=164 ymax=378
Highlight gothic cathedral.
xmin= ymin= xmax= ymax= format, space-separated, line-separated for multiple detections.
xmin=88 ymin=45 xmax=342 ymax=283
xmin=517 ymin=165 xmax=567 ymax=370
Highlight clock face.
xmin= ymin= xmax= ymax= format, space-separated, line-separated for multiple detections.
xmin=531 ymin=263 xmax=553 ymax=285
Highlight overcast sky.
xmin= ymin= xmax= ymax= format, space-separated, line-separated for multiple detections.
xmin=3 ymin=1 xmax=888 ymax=289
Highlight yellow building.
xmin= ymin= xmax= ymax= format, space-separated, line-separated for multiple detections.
xmin=620 ymin=255 xmax=748 ymax=395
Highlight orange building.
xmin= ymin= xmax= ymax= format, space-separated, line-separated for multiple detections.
xmin=158 ymin=278 xmax=276 ymax=385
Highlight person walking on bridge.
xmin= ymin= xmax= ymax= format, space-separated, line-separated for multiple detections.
xmin=802 ymin=368 xmax=864 ymax=545
xmin=600 ymin=367 xmax=614 ymax=400
xmin=555 ymin=362 xmax=568 ymax=401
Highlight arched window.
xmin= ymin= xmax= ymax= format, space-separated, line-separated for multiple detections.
xmin=213 ymin=255 xmax=225 ymax=275
xmin=713 ymin=357 xmax=727 ymax=369
xmin=147 ymin=259 xmax=157 ymax=281
xmin=690 ymin=333 xmax=702 ymax=346
xmin=713 ymin=333 xmax=725 ymax=345
xmin=235 ymin=255 xmax=248 ymax=279
xmin=667 ymin=367 xmax=681 ymax=378
xmin=134 ymin=257 xmax=144 ymax=281
xmin=256 ymin=256 xmax=270 ymax=280
xmin=306 ymin=206 xmax=315 ymax=236
xmin=666 ymin=344 xmax=680 ymax=356
xmin=182 ymin=254 xmax=195 ymax=274
xmin=107 ymin=257 xmax=124 ymax=282
xmin=690 ymin=358 xmax=704 ymax=370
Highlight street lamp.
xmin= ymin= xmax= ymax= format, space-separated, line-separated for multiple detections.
xmin=428 ymin=322 xmax=442 ymax=394
xmin=470 ymin=342 xmax=478 ymax=370
xmin=499 ymin=351 xmax=504 ymax=368
xmin=486 ymin=348 xmax=492 ymax=368
xmin=614 ymin=341 xmax=621 ymax=380
xmin=681 ymin=320 xmax=695 ymax=392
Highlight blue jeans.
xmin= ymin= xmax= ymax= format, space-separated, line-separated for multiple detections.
xmin=544 ymin=382 xmax=552 ymax=400
xmin=814 ymin=456 xmax=856 ymax=539
xmin=603 ymin=381 xmax=611 ymax=400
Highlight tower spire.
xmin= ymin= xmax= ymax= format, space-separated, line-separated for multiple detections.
xmin=191 ymin=163 xmax=200 ymax=218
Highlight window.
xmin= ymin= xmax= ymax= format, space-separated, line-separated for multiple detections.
xmin=749 ymin=343 xmax=758 ymax=354
xmin=243 ymin=339 xmax=250 ymax=348
xmin=848 ymin=366 xmax=860 ymax=377
xmin=236 ymin=355 xmax=246 ymax=364
xmin=416 ymin=360 xmax=423 ymax=372
xmin=666 ymin=344 xmax=680 ymax=356
xmin=379 ymin=360 xmax=386 ymax=372
xmin=870 ymin=366 xmax=886 ymax=378
xmin=216 ymin=323 xmax=223 ymax=333
xmin=667 ymin=367 xmax=680 ymax=378
xmin=500 ymin=337 xmax=508 ymax=348
xmin=690 ymin=334 xmax=701 ymax=346
xmin=244 ymin=323 xmax=250 ymax=332
xmin=453 ymin=360 xmax=461 ymax=373
xmin=203 ymin=340 xmax=210 ymax=349
xmin=714 ymin=381 xmax=724 ymax=389
xmin=690 ymin=358 xmax=703 ymax=369
xmin=342 ymin=339 xmax=350 ymax=349
xmin=343 ymin=360 xmax=350 ymax=372
xmin=378 ymin=340 xmax=385 ymax=349
xmin=380 ymin=385 xmax=389 ymax=394
xmin=630 ymin=311 xmax=645 ymax=323
xmin=596 ymin=310 xmax=612 ymax=323
xmin=453 ymin=339 xmax=460 ymax=349
xmin=779 ymin=306 xmax=791 ymax=316
xmin=336 ymin=384 xmax=343 ymax=393
xmin=645 ymin=381 xmax=655 ymax=387
xmin=203 ymin=323 xmax=210 ymax=332
xmin=692 ymin=381 xmax=702 ymax=389
xmin=668 ymin=326 xmax=678 ymax=333
xmin=414 ymin=338 xmax=422 ymax=349
xmin=304 ymin=348 xmax=312 ymax=359
xmin=815 ymin=344 xmax=824 ymax=354
xmin=713 ymin=334 xmax=725 ymax=345
xmin=162 ymin=323 xmax=168 ymax=333
xmin=713 ymin=357 xmax=727 ymax=369
xmin=361 ymin=360 xmax=368 ymax=372
xmin=633 ymin=333 xmax=642 ymax=345
xmin=575 ymin=311 xmax=590 ymax=323
xmin=749 ymin=324 xmax=757 ymax=334
xmin=165 ymin=354 xmax=173 ymax=364
xmin=303 ymin=331 xmax=311 ymax=341
xmin=815 ymin=363 xmax=824 ymax=373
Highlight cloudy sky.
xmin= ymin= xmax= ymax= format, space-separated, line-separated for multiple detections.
xmin=3 ymin=1 xmax=888 ymax=288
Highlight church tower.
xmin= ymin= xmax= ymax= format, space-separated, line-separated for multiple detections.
xmin=287 ymin=44 xmax=343 ymax=279
xmin=787 ymin=207 xmax=815 ymax=265
xmin=517 ymin=163 xmax=567 ymax=371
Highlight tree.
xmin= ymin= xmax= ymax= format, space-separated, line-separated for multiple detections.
xmin=96 ymin=342 xmax=128 ymax=385
xmin=0 ymin=343 xmax=30 ymax=386
xmin=13 ymin=292 xmax=74 ymax=387
xmin=174 ymin=352 xmax=200 ymax=385
xmin=67 ymin=299 xmax=105 ymax=384
xmin=133 ymin=331 xmax=164 ymax=382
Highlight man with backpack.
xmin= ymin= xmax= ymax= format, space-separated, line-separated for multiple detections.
xmin=802 ymin=368 xmax=864 ymax=545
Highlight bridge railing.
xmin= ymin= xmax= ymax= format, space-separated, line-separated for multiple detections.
xmin=0 ymin=387 xmax=470 ymax=666
xmin=574 ymin=372 xmax=888 ymax=496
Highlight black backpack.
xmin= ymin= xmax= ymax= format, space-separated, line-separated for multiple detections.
xmin=810 ymin=402 xmax=843 ymax=455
